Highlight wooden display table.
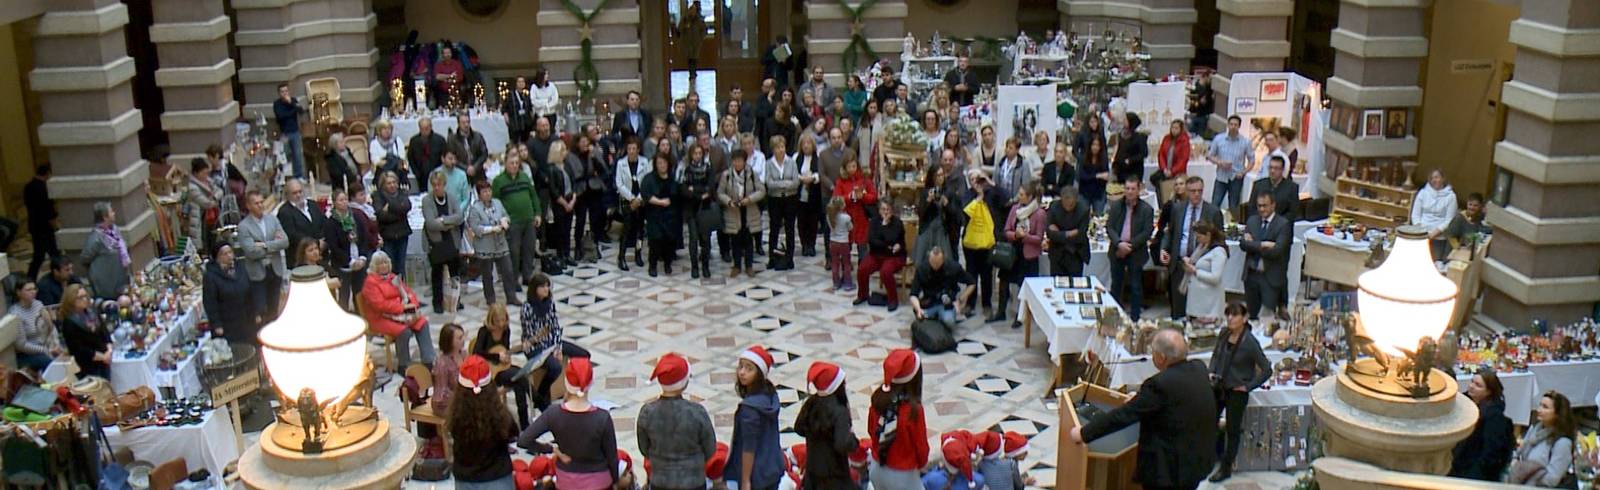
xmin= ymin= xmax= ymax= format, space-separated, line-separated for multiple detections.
xmin=1056 ymin=383 xmax=1139 ymax=490
xmin=1302 ymin=236 xmax=1371 ymax=287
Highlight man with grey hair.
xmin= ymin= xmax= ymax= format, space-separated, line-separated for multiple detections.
xmin=277 ymin=178 xmax=326 ymax=255
xmin=239 ymin=190 xmax=290 ymax=326
xmin=1071 ymin=329 xmax=1217 ymax=490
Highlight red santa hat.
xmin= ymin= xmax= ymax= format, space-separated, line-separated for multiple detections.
xmin=740 ymin=345 xmax=775 ymax=378
xmin=617 ymin=449 xmax=633 ymax=476
xmin=806 ymin=361 xmax=845 ymax=396
xmin=881 ymin=349 xmax=921 ymax=391
xmin=785 ymin=443 xmax=808 ymax=483
xmin=849 ymin=437 xmax=873 ymax=466
xmin=941 ymin=435 xmax=978 ymax=488
xmin=705 ymin=442 xmax=731 ymax=479
xmin=523 ymin=455 xmax=554 ymax=479
xmin=1003 ymin=431 xmax=1030 ymax=458
xmin=565 ymin=357 xmax=595 ymax=397
xmin=973 ymin=431 xmax=1003 ymax=459
xmin=457 ymin=355 xmax=493 ymax=394
xmin=650 ymin=353 xmax=692 ymax=392
xmin=941 ymin=430 xmax=978 ymax=462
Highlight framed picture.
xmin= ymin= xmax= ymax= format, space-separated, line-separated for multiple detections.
xmin=1234 ymin=97 xmax=1257 ymax=115
xmin=1361 ymin=110 xmax=1384 ymax=139
xmin=1385 ymin=108 xmax=1408 ymax=138
xmin=1259 ymin=79 xmax=1289 ymax=101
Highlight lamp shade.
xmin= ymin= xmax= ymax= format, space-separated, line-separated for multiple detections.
xmin=258 ymin=266 xmax=369 ymax=406
xmin=1357 ymin=226 xmax=1458 ymax=357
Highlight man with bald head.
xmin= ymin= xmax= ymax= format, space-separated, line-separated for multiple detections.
xmin=1071 ymin=329 xmax=1217 ymax=490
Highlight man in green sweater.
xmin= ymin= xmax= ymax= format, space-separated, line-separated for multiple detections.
xmin=494 ymin=153 xmax=543 ymax=284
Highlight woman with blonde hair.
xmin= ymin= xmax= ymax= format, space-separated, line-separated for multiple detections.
xmin=60 ymin=283 xmax=111 ymax=379
xmin=369 ymin=119 xmax=407 ymax=190
xmin=472 ymin=304 xmax=533 ymax=428
xmin=543 ymin=140 xmax=577 ymax=269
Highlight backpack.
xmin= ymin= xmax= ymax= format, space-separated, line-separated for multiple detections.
xmin=911 ymin=318 xmax=957 ymax=353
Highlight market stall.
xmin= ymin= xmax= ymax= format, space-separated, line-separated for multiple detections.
xmin=103 ymin=401 xmax=242 ymax=480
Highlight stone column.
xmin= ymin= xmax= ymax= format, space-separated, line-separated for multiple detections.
xmin=538 ymin=0 xmax=643 ymax=102
xmin=1210 ymin=0 xmax=1291 ymax=129
xmin=1321 ymin=0 xmax=1428 ymax=195
xmin=1480 ymin=1 xmax=1600 ymax=331
xmin=29 ymin=0 xmax=156 ymax=262
xmin=806 ymin=0 xmax=907 ymax=87
xmin=1059 ymin=0 xmax=1198 ymax=78
xmin=151 ymin=0 xmax=239 ymax=164
xmin=234 ymin=0 xmax=379 ymax=119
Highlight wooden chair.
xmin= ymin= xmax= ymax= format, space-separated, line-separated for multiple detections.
xmin=344 ymin=135 xmax=371 ymax=187
xmin=400 ymin=363 xmax=451 ymax=461
xmin=149 ymin=458 xmax=187 ymax=490
xmin=355 ymin=297 xmax=396 ymax=373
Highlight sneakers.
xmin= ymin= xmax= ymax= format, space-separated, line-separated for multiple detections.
xmin=842 ymin=282 xmax=857 ymax=292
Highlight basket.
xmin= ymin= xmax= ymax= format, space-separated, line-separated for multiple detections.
xmin=200 ymin=342 xmax=258 ymax=391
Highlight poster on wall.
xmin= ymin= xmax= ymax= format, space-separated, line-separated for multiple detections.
xmin=1260 ymin=79 xmax=1289 ymax=101
xmin=1125 ymin=81 xmax=1189 ymax=131
xmin=995 ymin=85 xmax=1060 ymax=151
xmin=1234 ymin=97 xmax=1257 ymax=115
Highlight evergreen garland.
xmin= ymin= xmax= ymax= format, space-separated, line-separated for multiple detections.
xmin=838 ymin=0 xmax=882 ymax=76
xmin=558 ymin=0 xmax=617 ymax=100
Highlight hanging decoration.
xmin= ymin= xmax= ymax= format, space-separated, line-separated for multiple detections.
xmin=838 ymin=0 xmax=881 ymax=76
xmin=559 ymin=0 xmax=616 ymax=100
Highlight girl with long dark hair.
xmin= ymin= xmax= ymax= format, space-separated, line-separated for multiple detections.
xmin=1450 ymin=371 xmax=1514 ymax=481
xmin=794 ymin=362 xmax=855 ymax=489
xmin=729 ymin=346 xmax=783 ymax=490
xmin=449 ymin=355 xmax=519 ymax=489
xmin=1077 ymin=136 xmax=1111 ymax=214
xmin=430 ymin=323 xmax=467 ymax=414
xmin=1509 ymin=391 xmax=1577 ymax=487
xmin=868 ymin=349 xmax=928 ymax=490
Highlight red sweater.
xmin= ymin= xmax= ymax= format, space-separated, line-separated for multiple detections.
xmin=834 ymin=173 xmax=878 ymax=245
xmin=867 ymin=402 xmax=929 ymax=471
xmin=1158 ymin=133 xmax=1191 ymax=176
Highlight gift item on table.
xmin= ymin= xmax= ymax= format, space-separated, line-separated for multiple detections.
xmin=118 ymin=395 xmax=215 ymax=430
xmin=1456 ymin=318 xmax=1600 ymax=372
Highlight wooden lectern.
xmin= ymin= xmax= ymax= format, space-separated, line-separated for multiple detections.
xmin=1056 ymin=383 xmax=1141 ymax=490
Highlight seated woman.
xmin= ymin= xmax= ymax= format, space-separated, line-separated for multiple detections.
xmin=472 ymin=304 xmax=533 ymax=429
xmin=293 ymin=238 xmax=340 ymax=294
xmin=853 ymin=201 xmax=906 ymax=311
xmin=1508 ymin=391 xmax=1577 ymax=487
xmin=8 ymin=280 xmax=59 ymax=375
xmin=361 ymin=251 xmax=436 ymax=370
xmin=430 ymin=323 xmax=467 ymax=414
xmin=520 ymin=273 xmax=592 ymax=411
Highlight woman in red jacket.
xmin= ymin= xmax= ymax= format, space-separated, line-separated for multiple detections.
xmin=868 ymin=349 xmax=928 ymax=489
xmin=1153 ymin=119 xmax=1191 ymax=205
xmin=833 ymin=155 xmax=878 ymax=259
xmin=361 ymin=251 xmax=436 ymax=369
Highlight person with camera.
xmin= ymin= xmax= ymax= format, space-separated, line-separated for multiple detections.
xmin=1207 ymin=302 xmax=1271 ymax=483
xmin=908 ymin=247 xmax=975 ymax=328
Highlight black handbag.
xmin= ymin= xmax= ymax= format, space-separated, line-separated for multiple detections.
xmin=990 ymin=241 xmax=1018 ymax=270
xmin=427 ymin=232 xmax=459 ymax=264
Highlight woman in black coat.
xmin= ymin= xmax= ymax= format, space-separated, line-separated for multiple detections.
xmin=323 ymin=189 xmax=375 ymax=311
xmin=793 ymin=362 xmax=856 ymax=489
xmin=60 ymin=283 xmax=112 ymax=380
xmin=202 ymin=243 xmax=253 ymax=343
xmin=640 ymin=154 xmax=679 ymax=276
xmin=1450 ymin=371 xmax=1515 ymax=481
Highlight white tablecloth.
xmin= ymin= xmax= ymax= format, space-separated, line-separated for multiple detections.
xmin=1019 ymin=276 xmax=1118 ymax=360
xmin=1528 ymin=360 xmax=1600 ymax=409
xmin=1081 ymin=238 xmax=1305 ymax=303
xmin=109 ymin=307 xmax=200 ymax=400
xmin=1144 ymin=160 xmax=1217 ymax=201
xmin=151 ymin=341 xmax=206 ymax=401
xmin=390 ymin=112 xmax=511 ymax=155
xmin=1232 ymin=369 xmax=1539 ymax=425
xmin=1084 ymin=330 xmax=1295 ymax=389
xmin=104 ymin=406 xmax=241 ymax=478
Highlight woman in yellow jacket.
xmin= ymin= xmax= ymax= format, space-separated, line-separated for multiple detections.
xmin=961 ymin=169 xmax=1012 ymax=322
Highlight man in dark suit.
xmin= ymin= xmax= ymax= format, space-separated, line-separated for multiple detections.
xmin=406 ymin=118 xmax=448 ymax=192
xmin=1071 ymin=329 xmax=1218 ymax=490
xmin=610 ymin=90 xmax=651 ymax=143
xmin=1240 ymin=192 xmax=1293 ymax=320
xmin=1159 ymin=176 xmax=1224 ymax=318
xmin=1106 ymin=178 xmax=1155 ymax=321
xmin=276 ymin=179 xmax=327 ymax=254
xmin=1045 ymin=188 xmax=1092 ymax=277
xmin=1249 ymin=155 xmax=1299 ymax=221
xmin=449 ymin=113 xmax=489 ymax=181
xmin=501 ymin=76 xmax=536 ymax=144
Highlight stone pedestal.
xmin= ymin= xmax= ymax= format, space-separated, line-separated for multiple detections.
xmin=1310 ymin=370 xmax=1476 ymax=475
xmin=1321 ymin=0 xmax=1428 ymax=197
xmin=238 ymin=420 xmax=415 ymax=489
xmin=233 ymin=0 xmax=379 ymax=120
xmin=805 ymin=0 xmax=907 ymax=87
xmin=538 ymin=0 xmax=644 ymax=101
xmin=151 ymin=0 xmax=240 ymax=164
xmin=29 ymin=0 xmax=155 ymax=262
xmin=1209 ymin=0 xmax=1291 ymax=130
xmin=1058 ymin=0 xmax=1198 ymax=78
xmin=1480 ymin=1 xmax=1600 ymax=331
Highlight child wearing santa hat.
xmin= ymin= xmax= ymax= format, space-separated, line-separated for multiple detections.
xmin=706 ymin=441 xmax=731 ymax=490
xmin=778 ymin=445 xmax=805 ymax=490
xmin=637 ymin=353 xmax=718 ymax=490
xmin=516 ymin=357 xmax=622 ymax=490
xmin=795 ymin=361 xmax=857 ymax=489
xmin=974 ymin=431 xmax=1033 ymax=490
xmin=848 ymin=438 xmax=873 ymax=489
xmin=728 ymin=345 xmax=784 ymax=489
xmin=922 ymin=433 xmax=987 ymax=489
xmin=448 ymin=355 xmax=521 ymax=488
xmin=616 ymin=449 xmax=640 ymax=490
xmin=869 ymin=349 xmax=931 ymax=490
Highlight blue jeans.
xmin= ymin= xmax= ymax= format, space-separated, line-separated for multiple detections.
xmin=455 ymin=474 xmax=514 ymax=490
xmin=1212 ymin=176 xmax=1244 ymax=211
xmin=382 ymin=240 xmax=408 ymax=279
xmin=283 ymin=131 xmax=305 ymax=179
xmin=396 ymin=322 xmax=437 ymax=369
xmin=17 ymin=353 xmax=52 ymax=373
xmin=922 ymin=303 xmax=958 ymax=326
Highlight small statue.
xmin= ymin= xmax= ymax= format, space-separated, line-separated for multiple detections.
xmin=296 ymin=387 xmax=326 ymax=453
xmin=1405 ymin=337 xmax=1438 ymax=390
xmin=902 ymin=33 xmax=917 ymax=60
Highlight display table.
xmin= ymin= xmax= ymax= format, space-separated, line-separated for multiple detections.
xmin=151 ymin=341 xmax=207 ymax=401
xmin=1019 ymin=276 xmax=1118 ymax=360
xmin=1083 ymin=331 xmax=1297 ymax=389
xmin=1301 ymin=228 xmax=1375 ymax=287
xmin=1529 ymin=360 xmax=1600 ymax=409
xmin=104 ymin=406 xmax=241 ymax=478
xmin=390 ymin=112 xmax=511 ymax=156
xmin=1081 ymin=237 xmax=1304 ymax=303
xmin=42 ymin=304 xmax=202 ymax=401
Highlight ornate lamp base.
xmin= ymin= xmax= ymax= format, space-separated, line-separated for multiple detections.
xmin=268 ymin=406 xmax=380 ymax=454
xmin=1311 ymin=368 xmax=1477 ymax=475
xmin=240 ymin=419 xmax=414 ymax=490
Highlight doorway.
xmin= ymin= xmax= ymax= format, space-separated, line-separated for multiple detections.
xmin=663 ymin=0 xmax=769 ymax=119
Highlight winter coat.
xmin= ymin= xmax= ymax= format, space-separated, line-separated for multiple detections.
xmin=717 ymin=168 xmax=766 ymax=235
xmin=1411 ymin=184 xmax=1458 ymax=233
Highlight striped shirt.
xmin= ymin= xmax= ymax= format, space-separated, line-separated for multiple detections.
xmin=1208 ymin=132 xmax=1254 ymax=181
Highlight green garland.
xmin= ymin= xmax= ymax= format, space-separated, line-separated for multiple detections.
xmin=558 ymin=0 xmax=616 ymax=100
xmin=838 ymin=0 xmax=881 ymax=75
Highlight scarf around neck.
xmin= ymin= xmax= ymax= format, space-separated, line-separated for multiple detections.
xmin=1015 ymin=200 xmax=1040 ymax=232
xmin=100 ymin=224 xmax=131 ymax=266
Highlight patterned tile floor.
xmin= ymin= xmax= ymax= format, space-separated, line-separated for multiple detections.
xmin=252 ymin=241 xmax=1295 ymax=488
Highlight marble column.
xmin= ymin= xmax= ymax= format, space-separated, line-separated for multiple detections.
xmin=806 ymin=0 xmax=907 ymax=87
xmin=1058 ymin=0 xmax=1198 ymax=78
xmin=538 ymin=0 xmax=643 ymax=102
xmin=233 ymin=0 xmax=379 ymax=119
xmin=1210 ymin=0 xmax=1291 ymax=129
xmin=1481 ymin=1 xmax=1600 ymax=331
xmin=29 ymin=0 xmax=156 ymax=262
xmin=1321 ymin=0 xmax=1428 ymax=195
xmin=151 ymin=0 xmax=239 ymax=164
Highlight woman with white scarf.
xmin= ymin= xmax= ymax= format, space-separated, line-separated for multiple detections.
xmin=1410 ymin=169 xmax=1459 ymax=262
xmin=999 ymin=184 xmax=1046 ymax=328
